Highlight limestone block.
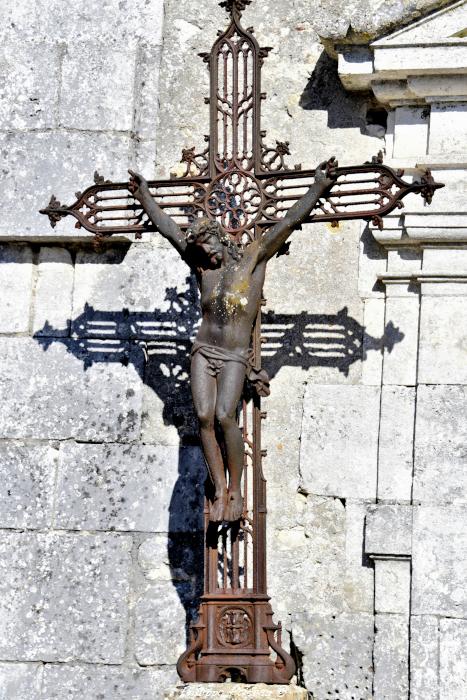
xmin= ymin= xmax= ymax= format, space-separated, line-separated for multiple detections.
xmin=378 ymin=386 xmax=415 ymax=502
xmin=414 ymin=385 xmax=467 ymax=504
xmin=374 ymin=614 xmax=409 ymax=700
xmin=134 ymin=138 xmax=158 ymax=176
xmin=262 ymin=368 xmax=306 ymax=531
xmin=55 ymin=442 xmax=205 ymax=533
xmin=72 ymin=244 xmax=198 ymax=336
xmin=374 ymin=559 xmax=411 ymax=614
xmin=343 ymin=501 xmax=374 ymax=613
xmin=429 ymin=102 xmax=467 ymax=155
xmin=32 ymin=247 xmax=74 ymax=337
xmin=410 ymin=615 xmax=439 ymax=700
xmin=439 ymin=618 xmax=467 ymax=700
xmin=42 ymin=664 xmax=179 ymax=700
xmin=300 ymin=384 xmax=380 ymax=499
xmin=383 ymin=296 xmax=419 ymax=386
xmin=0 ymin=662 xmax=43 ymax=700
xmin=268 ymin=496 xmax=346 ymax=621
xmin=165 ymin=684 xmax=308 ymax=700
xmin=134 ymin=582 xmax=192 ymax=665
xmin=393 ymin=107 xmax=429 ymax=159
xmin=0 ymin=532 xmax=131 ymax=663
xmin=0 ymin=245 xmax=33 ymax=333
xmin=60 ymin=44 xmax=136 ymax=131
xmin=423 ymin=248 xmax=467 ymax=275
xmin=365 ymin=505 xmax=412 ymax=557
xmin=0 ymin=442 xmax=56 ymax=529
xmin=0 ymin=337 xmax=143 ymax=441
xmin=135 ymin=43 xmax=163 ymax=141
xmin=0 ymin=131 xmax=131 ymax=238
xmin=358 ymin=226 xmax=386 ymax=300
xmin=291 ymin=612 xmax=374 ymax=700
xmin=418 ymin=297 xmax=467 ymax=384
xmin=412 ymin=505 xmax=467 ymax=617
xmin=387 ymin=249 xmax=422 ymax=275
xmin=0 ymin=42 xmax=59 ymax=130
xmin=362 ymin=298 xmax=385 ymax=385
xmin=0 ymin=1 xmax=164 ymax=46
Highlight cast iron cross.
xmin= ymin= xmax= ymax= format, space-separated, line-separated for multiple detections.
xmin=40 ymin=0 xmax=442 ymax=686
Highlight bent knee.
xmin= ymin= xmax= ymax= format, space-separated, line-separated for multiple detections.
xmin=197 ymin=409 xmax=215 ymax=429
xmin=215 ymin=408 xmax=236 ymax=428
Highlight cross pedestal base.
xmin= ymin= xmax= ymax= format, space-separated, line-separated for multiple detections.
xmin=177 ymin=594 xmax=295 ymax=684
xmin=165 ymin=683 xmax=308 ymax=700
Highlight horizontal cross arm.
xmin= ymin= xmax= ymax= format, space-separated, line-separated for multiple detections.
xmin=40 ymin=175 xmax=211 ymax=238
xmin=255 ymin=163 xmax=444 ymax=230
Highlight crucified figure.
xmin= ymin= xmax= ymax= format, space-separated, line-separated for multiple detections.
xmin=128 ymin=158 xmax=337 ymax=522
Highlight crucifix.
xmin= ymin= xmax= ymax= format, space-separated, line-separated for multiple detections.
xmin=40 ymin=0 xmax=442 ymax=685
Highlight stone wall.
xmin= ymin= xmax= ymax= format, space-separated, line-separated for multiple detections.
xmin=0 ymin=1 xmax=465 ymax=698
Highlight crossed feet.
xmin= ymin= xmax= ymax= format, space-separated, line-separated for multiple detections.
xmin=209 ymin=488 xmax=243 ymax=523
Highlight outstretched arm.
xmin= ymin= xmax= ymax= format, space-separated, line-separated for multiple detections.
xmin=128 ymin=170 xmax=187 ymax=258
xmin=257 ymin=158 xmax=338 ymax=263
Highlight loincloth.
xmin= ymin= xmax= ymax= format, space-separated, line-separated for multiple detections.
xmin=191 ymin=341 xmax=270 ymax=397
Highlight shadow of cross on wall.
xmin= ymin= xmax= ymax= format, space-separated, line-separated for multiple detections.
xmin=34 ymin=274 xmax=403 ymax=637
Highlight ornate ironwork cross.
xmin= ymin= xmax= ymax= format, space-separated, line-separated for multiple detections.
xmin=40 ymin=0 xmax=442 ymax=685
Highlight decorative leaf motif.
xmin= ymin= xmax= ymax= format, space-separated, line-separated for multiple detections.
xmin=219 ymin=0 xmax=252 ymax=15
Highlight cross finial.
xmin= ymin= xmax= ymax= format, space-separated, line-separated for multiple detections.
xmin=219 ymin=0 xmax=252 ymax=17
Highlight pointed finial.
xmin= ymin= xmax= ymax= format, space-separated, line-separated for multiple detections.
xmin=219 ymin=0 xmax=252 ymax=17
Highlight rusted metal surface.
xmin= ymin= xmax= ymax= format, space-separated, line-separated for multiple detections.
xmin=39 ymin=0 xmax=443 ymax=685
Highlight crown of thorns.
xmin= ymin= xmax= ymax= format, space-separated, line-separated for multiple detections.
xmin=186 ymin=218 xmax=243 ymax=260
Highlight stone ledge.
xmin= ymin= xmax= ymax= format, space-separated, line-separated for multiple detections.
xmin=165 ymin=684 xmax=308 ymax=700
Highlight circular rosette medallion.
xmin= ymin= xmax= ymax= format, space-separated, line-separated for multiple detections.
xmin=207 ymin=171 xmax=263 ymax=233
xmin=217 ymin=607 xmax=253 ymax=647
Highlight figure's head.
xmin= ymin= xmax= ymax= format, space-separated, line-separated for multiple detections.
xmin=186 ymin=218 xmax=242 ymax=266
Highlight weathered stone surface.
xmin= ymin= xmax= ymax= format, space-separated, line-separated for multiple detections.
xmin=419 ymin=297 xmax=467 ymax=384
xmin=378 ymin=386 xmax=415 ymax=502
xmin=343 ymin=501 xmax=374 ymax=613
xmin=414 ymin=385 xmax=467 ymax=504
xmin=374 ymin=613 xmax=409 ymax=700
xmin=135 ymin=582 xmax=192 ymax=665
xmin=0 ymin=337 xmax=143 ymax=441
xmin=55 ymin=442 xmax=205 ymax=533
xmin=393 ymin=106 xmax=430 ymax=158
xmin=0 ymin=245 xmax=33 ymax=333
xmin=358 ymin=226 xmax=386 ymax=300
xmin=135 ymin=43 xmax=163 ymax=141
xmin=0 ymin=532 xmax=131 ymax=663
xmin=42 ymin=664 xmax=179 ymax=700
xmin=412 ymin=506 xmax=467 ymax=617
xmin=300 ymin=384 xmax=380 ymax=499
xmin=292 ymin=612 xmax=374 ymax=700
xmin=72 ymin=244 xmax=198 ymax=336
xmin=374 ymin=559 xmax=411 ymax=614
xmin=262 ymin=368 xmax=306 ymax=531
xmin=268 ymin=495 xmax=346 ymax=621
xmin=0 ymin=662 xmax=43 ymax=700
xmin=0 ymin=0 xmax=165 ymax=46
xmin=365 ymin=505 xmax=412 ymax=556
xmin=410 ymin=615 xmax=439 ymax=700
xmin=60 ymin=44 xmax=136 ymax=131
xmin=439 ymin=618 xmax=467 ymax=700
xmin=362 ymin=297 xmax=385 ymax=385
xmin=0 ymin=442 xmax=56 ymax=529
xmin=166 ymin=684 xmax=308 ymax=700
xmin=0 ymin=131 xmax=131 ymax=238
xmin=430 ymin=103 xmax=467 ymax=154
xmin=0 ymin=42 xmax=59 ymax=130
xmin=383 ymin=296 xmax=419 ymax=386
xmin=32 ymin=247 xmax=74 ymax=337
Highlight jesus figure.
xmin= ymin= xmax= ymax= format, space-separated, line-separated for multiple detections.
xmin=128 ymin=158 xmax=337 ymax=522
